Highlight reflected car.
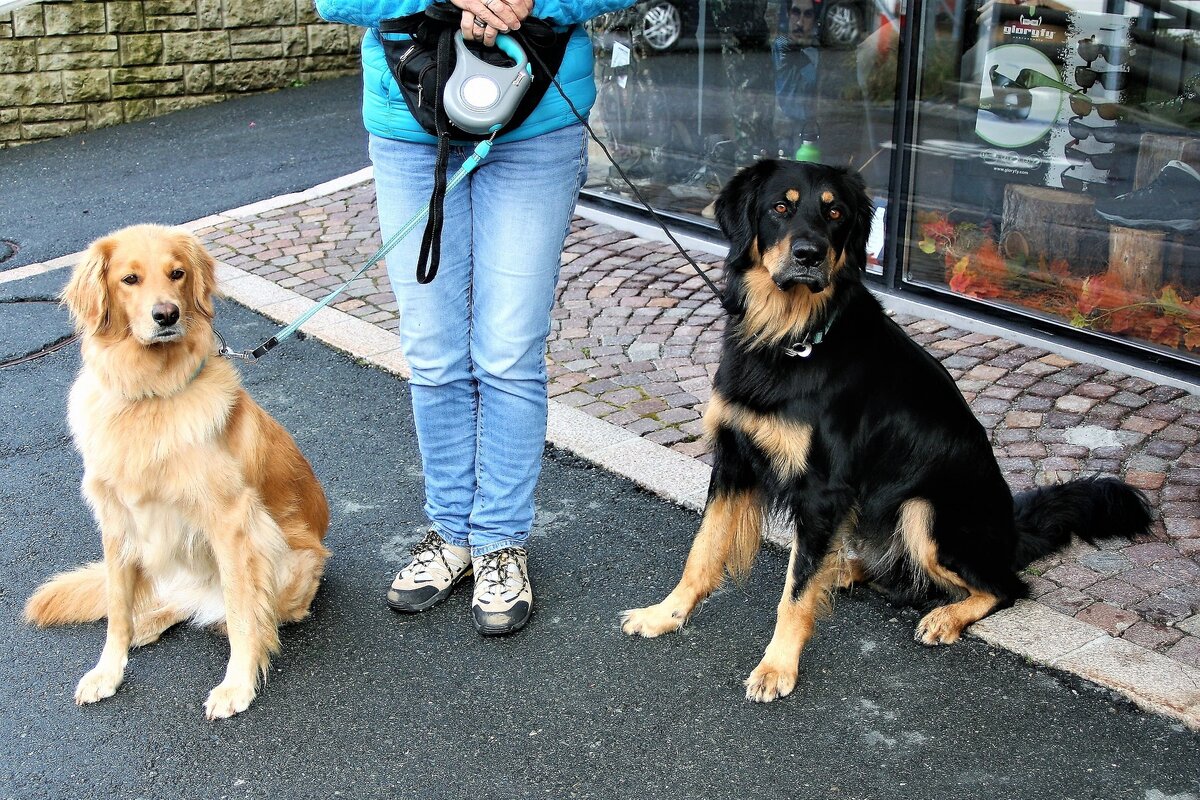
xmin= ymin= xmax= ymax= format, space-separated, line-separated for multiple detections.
xmin=610 ymin=0 xmax=870 ymax=53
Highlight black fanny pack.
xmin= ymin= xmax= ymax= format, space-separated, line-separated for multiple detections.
xmin=378 ymin=3 xmax=575 ymax=283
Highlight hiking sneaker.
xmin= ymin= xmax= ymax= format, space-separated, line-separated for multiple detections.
xmin=471 ymin=547 xmax=532 ymax=635
xmin=387 ymin=530 xmax=472 ymax=612
xmin=1094 ymin=160 xmax=1200 ymax=231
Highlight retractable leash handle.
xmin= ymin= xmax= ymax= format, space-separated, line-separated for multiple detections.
xmin=444 ymin=32 xmax=532 ymax=135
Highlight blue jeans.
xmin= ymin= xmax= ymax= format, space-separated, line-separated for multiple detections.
xmin=370 ymin=125 xmax=587 ymax=558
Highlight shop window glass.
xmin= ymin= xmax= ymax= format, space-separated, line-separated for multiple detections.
xmin=584 ymin=0 xmax=901 ymax=271
xmin=903 ymin=0 xmax=1200 ymax=364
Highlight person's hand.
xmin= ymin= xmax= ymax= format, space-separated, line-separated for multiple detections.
xmin=461 ymin=10 xmax=500 ymax=46
xmin=455 ymin=0 xmax=534 ymax=45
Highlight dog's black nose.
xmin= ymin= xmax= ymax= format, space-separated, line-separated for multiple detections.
xmin=152 ymin=303 xmax=180 ymax=327
xmin=791 ymin=240 xmax=825 ymax=267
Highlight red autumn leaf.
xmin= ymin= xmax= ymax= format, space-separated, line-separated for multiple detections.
xmin=1145 ymin=315 xmax=1182 ymax=347
xmin=1105 ymin=307 xmax=1139 ymax=334
xmin=1048 ymin=258 xmax=1071 ymax=277
xmin=1078 ymin=273 xmax=1134 ymax=315
xmin=922 ymin=217 xmax=956 ymax=241
xmin=974 ymin=240 xmax=1008 ymax=279
xmin=950 ymin=270 xmax=1004 ymax=299
xmin=1184 ymin=324 xmax=1200 ymax=351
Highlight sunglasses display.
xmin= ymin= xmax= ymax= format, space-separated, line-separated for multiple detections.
xmin=1076 ymin=66 xmax=1128 ymax=91
xmin=1077 ymin=37 xmax=1129 ymax=66
xmin=1066 ymin=115 xmax=1123 ymax=144
xmin=1058 ymin=166 xmax=1109 ymax=194
xmin=1064 ymin=140 xmax=1122 ymax=171
xmin=1069 ymin=93 xmax=1122 ymax=120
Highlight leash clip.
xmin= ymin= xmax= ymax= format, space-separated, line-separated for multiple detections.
xmin=783 ymin=340 xmax=814 ymax=358
xmin=214 ymin=329 xmax=258 ymax=363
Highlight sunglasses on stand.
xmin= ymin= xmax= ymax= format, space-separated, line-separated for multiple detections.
xmin=1066 ymin=115 xmax=1122 ymax=144
xmin=1069 ymin=92 xmax=1123 ymax=120
xmin=1064 ymin=140 xmax=1122 ymax=171
xmin=1077 ymin=37 xmax=1129 ymax=66
xmin=1076 ymin=66 xmax=1129 ymax=91
xmin=1058 ymin=165 xmax=1108 ymax=194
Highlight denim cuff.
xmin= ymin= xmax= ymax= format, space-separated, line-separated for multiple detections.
xmin=471 ymin=537 xmax=529 ymax=559
xmin=431 ymin=524 xmax=470 ymax=550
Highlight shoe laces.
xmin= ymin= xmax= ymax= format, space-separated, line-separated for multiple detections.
xmin=475 ymin=547 xmax=528 ymax=601
xmin=402 ymin=531 xmax=458 ymax=580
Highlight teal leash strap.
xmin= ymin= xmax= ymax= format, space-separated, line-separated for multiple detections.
xmin=223 ymin=136 xmax=496 ymax=362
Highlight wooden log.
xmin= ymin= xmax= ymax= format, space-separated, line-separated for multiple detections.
xmin=1134 ymin=132 xmax=1200 ymax=189
xmin=1108 ymin=225 xmax=1165 ymax=295
xmin=1001 ymin=185 xmax=1109 ymax=275
xmin=1133 ymin=133 xmax=1200 ymax=292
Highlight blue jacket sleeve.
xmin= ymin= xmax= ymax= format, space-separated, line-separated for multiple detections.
xmin=533 ymin=0 xmax=638 ymax=25
xmin=314 ymin=0 xmax=427 ymax=28
xmin=316 ymin=0 xmax=637 ymax=28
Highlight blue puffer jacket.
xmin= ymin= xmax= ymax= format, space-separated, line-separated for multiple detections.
xmin=314 ymin=0 xmax=633 ymax=144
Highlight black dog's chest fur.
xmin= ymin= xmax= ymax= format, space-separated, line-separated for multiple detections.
xmin=718 ymin=286 xmax=991 ymax=480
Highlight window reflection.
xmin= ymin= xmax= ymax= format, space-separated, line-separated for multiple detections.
xmin=903 ymin=0 xmax=1200 ymax=363
xmin=585 ymin=0 xmax=900 ymax=244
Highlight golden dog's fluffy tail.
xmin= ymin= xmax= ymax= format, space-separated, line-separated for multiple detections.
xmin=24 ymin=563 xmax=107 ymax=627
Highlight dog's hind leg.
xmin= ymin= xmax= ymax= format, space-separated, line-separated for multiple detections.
xmin=621 ymin=487 xmax=764 ymax=638
xmin=899 ymin=499 xmax=1001 ymax=646
xmin=275 ymin=546 xmax=329 ymax=624
xmin=132 ymin=603 xmax=188 ymax=647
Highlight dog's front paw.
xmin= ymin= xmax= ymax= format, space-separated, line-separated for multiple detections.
xmin=915 ymin=607 xmax=966 ymax=646
xmin=620 ymin=603 xmax=686 ymax=638
xmin=75 ymin=666 xmax=123 ymax=705
xmin=204 ymin=680 xmax=256 ymax=720
xmin=744 ymin=660 xmax=798 ymax=703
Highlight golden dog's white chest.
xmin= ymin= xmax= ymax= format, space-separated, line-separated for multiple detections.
xmin=69 ymin=365 xmax=238 ymax=497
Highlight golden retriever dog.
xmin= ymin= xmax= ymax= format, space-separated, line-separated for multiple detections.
xmin=24 ymin=224 xmax=330 ymax=720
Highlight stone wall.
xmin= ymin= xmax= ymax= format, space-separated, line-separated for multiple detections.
xmin=0 ymin=0 xmax=362 ymax=148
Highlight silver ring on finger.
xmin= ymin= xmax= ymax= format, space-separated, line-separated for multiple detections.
xmin=473 ymin=16 xmax=487 ymax=28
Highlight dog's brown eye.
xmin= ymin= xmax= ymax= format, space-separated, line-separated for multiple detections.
xmin=773 ymin=202 xmax=788 ymax=215
xmin=828 ymin=209 xmax=842 ymax=221
xmin=121 ymin=274 xmax=138 ymax=286
xmin=170 ymin=269 xmax=185 ymax=281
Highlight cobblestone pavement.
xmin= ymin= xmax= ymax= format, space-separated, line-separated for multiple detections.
xmin=197 ymin=179 xmax=1200 ymax=674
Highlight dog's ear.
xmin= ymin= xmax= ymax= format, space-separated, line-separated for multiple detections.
xmin=61 ymin=236 xmax=115 ymax=335
xmin=838 ymin=168 xmax=875 ymax=272
xmin=173 ymin=230 xmax=218 ymax=320
xmin=714 ymin=160 xmax=776 ymax=267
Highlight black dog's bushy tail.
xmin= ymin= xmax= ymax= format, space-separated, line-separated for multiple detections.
xmin=1012 ymin=476 xmax=1152 ymax=569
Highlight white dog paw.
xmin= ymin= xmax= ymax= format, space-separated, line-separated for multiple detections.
xmin=619 ymin=604 xmax=686 ymax=638
xmin=744 ymin=662 xmax=797 ymax=703
xmin=204 ymin=681 xmax=256 ymax=720
xmin=75 ymin=667 xmax=123 ymax=705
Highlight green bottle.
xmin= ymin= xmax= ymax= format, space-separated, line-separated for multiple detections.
xmin=794 ymin=138 xmax=821 ymax=163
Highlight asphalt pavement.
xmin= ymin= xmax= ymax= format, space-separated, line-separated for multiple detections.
xmin=1 ymin=83 xmax=1199 ymax=799
xmin=0 ymin=74 xmax=370 ymax=271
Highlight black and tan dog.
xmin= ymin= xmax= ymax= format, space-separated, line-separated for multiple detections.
xmin=621 ymin=160 xmax=1151 ymax=702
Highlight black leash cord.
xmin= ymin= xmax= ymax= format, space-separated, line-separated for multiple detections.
xmin=0 ymin=332 xmax=79 ymax=369
xmin=517 ymin=34 xmax=731 ymax=311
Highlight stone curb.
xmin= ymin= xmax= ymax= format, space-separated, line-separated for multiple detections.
xmin=10 ymin=173 xmax=1199 ymax=731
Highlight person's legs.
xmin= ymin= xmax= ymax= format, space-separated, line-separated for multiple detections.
xmin=466 ymin=123 xmax=588 ymax=558
xmin=369 ymin=134 xmax=476 ymax=551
